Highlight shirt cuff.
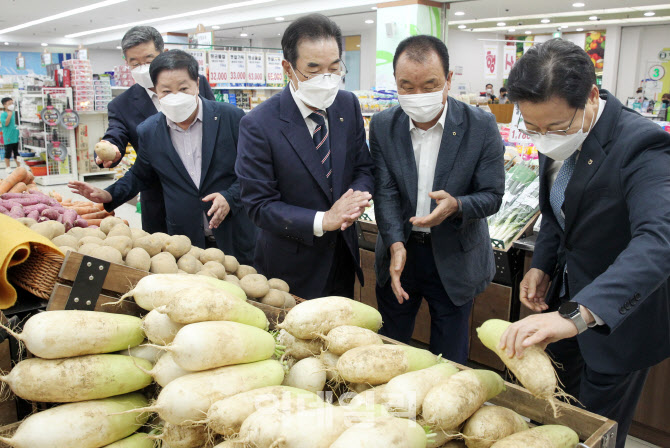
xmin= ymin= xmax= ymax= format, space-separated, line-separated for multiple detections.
xmin=581 ymin=305 xmax=605 ymax=327
xmin=313 ymin=211 xmax=326 ymax=237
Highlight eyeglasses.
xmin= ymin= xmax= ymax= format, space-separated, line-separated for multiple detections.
xmin=127 ymin=55 xmax=159 ymax=69
xmin=519 ymin=107 xmax=579 ymax=137
xmin=292 ymin=61 xmax=348 ymax=81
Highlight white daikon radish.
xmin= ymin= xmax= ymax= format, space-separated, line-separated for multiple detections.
xmin=156 ymin=321 xmax=277 ymax=371
xmin=141 ymin=309 xmax=184 ymax=345
xmin=318 ymin=351 xmax=341 ymax=382
xmin=330 ymin=416 xmax=427 ymax=448
xmin=207 ymin=385 xmax=324 ymax=437
xmin=278 ymin=296 xmax=382 ymax=339
xmin=149 ymin=423 xmax=208 ymax=448
xmin=337 ymin=345 xmax=441 ymax=385
xmin=136 ymin=359 xmax=285 ymax=425
xmin=239 ymin=402 xmax=347 ymax=448
xmin=141 ymin=352 xmax=189 ymax=387
xmin=283 ymin=357 xmax=327 ymax=393
xmin=490 ymin=425 xmax=579 ymax=448
xmin=277 ymin=329 xmax=323 ymax=360
xmin=463 ymin=405 xmax=529 ymax=448
xmin=102 ymin=433 xmax=153 ymax=448
xmin=1 ymin=311 xmax=144 ymax=359
xmin=0 ymin=393 xmax=149 ymax=448
xmin=155 ymin=287 xmax=268 ymax=330
xmin=423 ymin=370 xmax=505 ymax=431
xmin=346 ymin=384 xmax=388 ymax=408
xmin=0 ymin=355 xmax=152 ymax=402
xmin=320 ymin=325 xmax=384 ymax=355
xmin=383 ymin=362 xmax=460 ymax=414
xmin=118 ymin=343 xmax=164 ymax=363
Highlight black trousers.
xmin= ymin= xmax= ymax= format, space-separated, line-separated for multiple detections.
xmin=375 ymin=239 xmax=473 ymax=364
xmin=322 ymin=233 xmax=355 ymax=299
xmin=4 ymin=143 xmax=19 ymax=160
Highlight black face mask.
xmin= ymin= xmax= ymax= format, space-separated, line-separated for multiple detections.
xmin=663 ymin=99 xmax=670 ymax=105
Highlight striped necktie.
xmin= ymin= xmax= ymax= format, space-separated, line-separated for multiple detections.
xmin=549 ymin=152 xmax=578 ymax=230
xmin=309 ymin=110 xmax=332 ymax=188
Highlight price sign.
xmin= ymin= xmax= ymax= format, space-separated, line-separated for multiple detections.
xmin=41 ymin=53 xmax=52 ymax=67
xmin=229 ymin=52 xmax=247 ymax=85
xmin=649 ymin=64 xmax=665 ymax=81
xmin=266 ymin=53 xmax=284 ymax=86
xmin=76 ymin=49 xmax=88 ymax=60
xmin=15 ymin=57 xmax=25 ymax=70
xmin=186 ymin=50 xmax=207 ymax=76
xmin=247 ymin=52 xmax=265 ymax=86
xmin=209 ymin=51 xmax=229 ymax=84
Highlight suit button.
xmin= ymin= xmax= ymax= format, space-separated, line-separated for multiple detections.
xmin=634 ymin=293 xmax=641 ymax=301
xmin=625 ymin=302 xmax=632 ymax=310
xmin=619 ymin=307 xmax=626 ymax=314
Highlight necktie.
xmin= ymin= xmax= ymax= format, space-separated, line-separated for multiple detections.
xmin=309 ymin=111 xmax=332 ymax=188
xmin=549 ymin=152 xmax=578 ymax=231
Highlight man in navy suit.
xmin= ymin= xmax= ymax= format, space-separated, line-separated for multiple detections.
xmin=500 ymin=39 xmax=670 ymax=448
xmin=96 ymin=26 xmax=214 ymax=234
xmin=236 ymin=14 xmax=374 ymax=300
xmin=69 ymin=50 xmax=255 ymax=264
xmin=370 ymin=36 xmax=504 ymax=363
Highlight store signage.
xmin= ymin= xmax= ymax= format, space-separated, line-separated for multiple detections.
xmin=508 ymin=105 xmax=533 ymax=144
xmin=247 ymin=52 xmax=265 ymax=85
xmin=266 ymin=53 xmax=284 ymax=86
xmin=659 ymin=50 xmax=669 ymax=61
xmin=503 ymin=46 xmax=516 ymax=78
xmin=186 ymin=50 xmax=207 ymax=77
xmin=195 ymin=32 xmax=214 ymax=49
xmin=649 ymin=65 xmax=665 ymax=81
xmin=76 ymin=49 xmax=88 ymax=60
xmin=41 ymin=53 xmax=52 ymax=67
xmin=229 ymin=52 xmax=247 ymax=86
xmin=15 ymin=57 xmax=25 ymax=70
xmin=209 ymin=51 xmax=229 ymax=84
xmin=484 ymin=44 xmax=498 ymax=79
xmin=453 ymin=65 xmax=464 ymax=76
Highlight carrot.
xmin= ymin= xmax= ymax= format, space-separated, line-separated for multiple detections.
xmin=123 ymin=219 xmax=129 ymax=226
xmin=0 ymin=167 xmax=28 ymax=194
xmin=85 ymin=219 xmax=104 ymax=227
xmin=23 ymin=171 xmax=34 ymax=185
xmin=9 ymin=182 xmax=28 ymax=193
xmin=81 ymin=210 xmax=111 ymax=220
xmin=71 ymin=206 xmax=102 ymax=215
xmin=50 ymin=191 xmax=63 ymax=202
xmin=26 ymin=183 xmax=39 ymax=192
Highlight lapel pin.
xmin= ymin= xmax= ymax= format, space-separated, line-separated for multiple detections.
xmin=340 ymin=117 xmax=344 ymax=122
xmin=452 ymin=131 xmax=457 ymax=136
xmin=214 ymin=117 xmax=218 ymax=121
xmin=588 ymin=159 xmax=593 ymax=165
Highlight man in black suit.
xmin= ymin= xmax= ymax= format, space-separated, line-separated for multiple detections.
xmin=500 ymin=39 xmax=670 ymax=448
xmin=96 ymin=26 xmax=215 ymax=233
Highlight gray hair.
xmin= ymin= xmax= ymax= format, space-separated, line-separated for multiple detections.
xmin=121 ymin=26 xmax=164 ymax=55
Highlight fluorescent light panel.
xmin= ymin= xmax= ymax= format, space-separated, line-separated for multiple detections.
xmin=0 ymin=0 xmax=128 ymax=34
xmin=65 ymin=0 xmax=275 ymax=38
xmin=467 ymin=15 xmax=670 ymax=32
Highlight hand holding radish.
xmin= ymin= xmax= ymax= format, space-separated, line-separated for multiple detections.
xmin=520 ymin=268 xmax=551 ymax=311
xmin=389 ymin=242 xmax=409 ymax=304
xmin=498 ymin=312 xmax=578 ymax=358
xmin=69 ymin=181 xmax=113 ymax=204
xmin=410 ymin=190 xmax=459 ymax=228
xmin=203 ymin=192 xmax=230 ymax=229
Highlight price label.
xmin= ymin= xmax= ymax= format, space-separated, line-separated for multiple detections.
xmin=649 ymin=64 xmax=665 ymax=81
xmin=247 ymin=52 xmax=265 ymax=86
xmin=209 ymin=51 xmax=229 ymax=84
xmin=186 ymin=50 xmax=207 ymax=77
xmin=266 ymin=53 xmax=284 ymax=86
xmin=229 ymin=52 xmax=247 ymax=85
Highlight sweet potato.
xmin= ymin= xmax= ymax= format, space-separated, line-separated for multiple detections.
xmin=81 ymin=210 xmax=110 ymax=220
xmin=8 ymin=206 xmax=24 ymax=219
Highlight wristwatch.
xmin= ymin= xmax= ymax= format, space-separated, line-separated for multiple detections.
xmin=558 ymin=301 xmax=589 ymax=334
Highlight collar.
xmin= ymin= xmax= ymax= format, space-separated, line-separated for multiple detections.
xmin=144 ymin=87 xmax=158 ymax=101
xmin=593 ymin=97 xmax=606 ymax=128
xmin=289 ymin=81 xmax=321 ymax=119
xmin=409 ymin=101 xmax=448 ymax=133
xmin=166 ymin=96 xmax=202 ymax=131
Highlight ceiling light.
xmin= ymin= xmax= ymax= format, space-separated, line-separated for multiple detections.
xmin=3 ymin=42 xmax=8 ymax=46
xmin=40 ymin=43 xmax=48 ymax=47
xmin=277 ymin=33 xmax=281 ymax=36
xmin=212 ymin=25 xmax=221 ymax=30
xmin=275 ymin=16 xmax=285 ymax=21
xmin=572 ymin=2 xmax=585 ymax=6
xmin=116 ymin=45 xmax=122 ymax=49
xmin=458 ymin=24 xmax=467 ymax=29
xmin=497 ymin=22 xmax=506 ymax=26
xmin=644 ymin=11 xmax=655 ymax=16
xmin=576 ymin=28 xmax=584 ymax=31
xmin=560 ymin=25 xmax=569 ymax=29
xmin=525 ymin=30 xmax=532 ymax=34
xmin=240 ymin=32 xmax=248 ymax=37
xmin=65 ymin=0 xmax=275 ymax=38
xmin=454 ymin=11 xmax=465 ymax=16
xmin=365 ymin=19 xmax=375 ymax=24
xmin=541 ymin=19 xmax=550 ymax=23
xmin=371 ymin=6 xmax=377 ymax=10
xmin=1 ymin=0 xmax=128 ymax=34
xmin=508 ymin=28 xmax=516 ymax=32
xmin=589 ymin=16 xmax=598 ymax=20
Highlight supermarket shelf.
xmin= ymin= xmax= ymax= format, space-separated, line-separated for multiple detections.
xmin=20 ymin=118 xmax=42 ymax=124
xmin=34 ymin=173 xmax=77 ymax=186
xmin=22 ymin=93 xmax=45 ymax=98
xmin=213 ymin=86 xmax=283 ymax=90
xmin=111 ymin=86 xmax=131 ymax=90
xmin=23 ymin=145 xmax=45 ymax=152
xmin=79 ymin=170 xmax=115 ymax=181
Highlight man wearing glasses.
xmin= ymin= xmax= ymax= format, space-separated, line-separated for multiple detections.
xmin=96 ymin=26 xmax=214 ymax=233
xmin=501 ymin=39 xmax=670 ymax=448
xmin=236 ymin=14 xmax=374 ymax=300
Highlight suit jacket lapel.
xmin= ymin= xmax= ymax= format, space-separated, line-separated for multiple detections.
xmin=132 ymin=85 xmax=158 ymax=120
xmin=155 ymin=118 xmax=199 ymax=193
xmin=394 ymin=113 xmax=419 ymax=214
xmin=327 ymin=99 xmax=346 ymax=201
xmin=432 ymin=98 xmax=464 ymax=196
xmin=279 ymin=87 xmax=333 ymax=202
xmin=199 ymin=100 xmax=219 ymax=188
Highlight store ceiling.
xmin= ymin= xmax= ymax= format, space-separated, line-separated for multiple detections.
xmin=0 ymin=0 xmax=668 ymax=51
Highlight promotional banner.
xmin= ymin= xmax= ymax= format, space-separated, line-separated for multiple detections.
xmin=484 ymin=44 xmax=498 ymax=79
xmin=246 ymin=52 xmax=265 ymax=86
xmin=503 ymin=45 xmax=516 ymax=78
xmin=266 ymin=53 xmax=284 ymax=87
xmin=186 ymin=50 xmax=207 ymax=77
xmin=229 ymin=52 xmax=247 ymax=86
xmin=209 ymin=51 xmax=229 ymax=84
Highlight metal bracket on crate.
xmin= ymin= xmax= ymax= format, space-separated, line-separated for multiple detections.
xmin=65 ymin=256 xmax=110 ymax=311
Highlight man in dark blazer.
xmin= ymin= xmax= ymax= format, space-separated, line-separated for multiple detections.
xmin=371 ymin=35 xmax=504 ymax=363
xmin=236 ymin=14 xmax=374 ymax=300
xmin=500 ymin=39 xmax=670 ymax=448
xmin=96 ymin=26 xmax=214 ymax=234
xmin=70 ymin=50 xmax=255 ymax=264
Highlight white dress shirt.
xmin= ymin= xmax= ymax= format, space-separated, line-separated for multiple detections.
xmin=409 ymin=104 xmax=449 ymax=232
xmin=289 ymin=83 xmax=329 ymax=237
xmin=145 ymin=87 xmax=161 ymax=112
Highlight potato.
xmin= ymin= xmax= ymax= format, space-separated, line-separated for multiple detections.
xmin=134 ymin=235 xmax=163 ymax=257
xmin=152 ymin=232 xmax=170 ymax=249
xmin=223 ymin=255 xmax=239 ymax=274
xmin=178 ymin=269 xmax=187 ymax=274
xmin=188 ymin=246 xmax=204 ymax=260
xmin=200 ymin=247 xmax=225 ymax=264
xmin=52 ymin=234 xmax=78 ymax=248
xmin=151 ymin=252 xmax=178 ymax=274
xmin=81 ymin=228 xmax=106 ymax=240
xmin=236 ymin=265 xmax=258 ymax=280
xmin=66 ymin=227 xmax=87 ymax=240
xmin=197 ymin=269 xmax=218 ymax=278
xmin=225 ymin=275 xmax=241 ymax=287
xmin=165 ymin=235 xmax=192 ymax=259
xmin=91 ymin=246 xmax=124 ymax=265
xmin=282 ymin=292 xmax=296 ymax=308
xmin=104 ymin=235 xmax=133 ymax=257
xmin=177 ymin=254 xmax=201 ymax=274
xmin=58 ymin=246 xmax=77 ymax=254
xmin=95 ymin=140 xmax=118 ymax=162
xmin=30 ymin=221 xmax=65 ymax=240
xmin=78 ymin=243 xmax=100 ymax=256
xmin=203 ymin=261 xmax=226 ymax=279
xmin=77 ymin=236 xmax=105 ymax=249
xmin=268 ymin=278 xmax=290 ymax=293
xmin=16 ymin=217 xmax=37 ymax=227
xmin=125 ymin=247 xmax=151 ymax=271
xmin=260 ymin=289 xmax=285 ymax=308
xmin=240 ymin=273 xmax=270 ymax=299
xmin=100 ymin=216 xmax=124 ymax=234
xmin=107 ymin=224 xmax=132 ymax=239
xmin=130 ymin=228 xmax=149 ymax=241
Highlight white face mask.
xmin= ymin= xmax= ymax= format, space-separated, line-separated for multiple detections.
xmin=290 ymin=66 xmax=341 ymax=110
xmin=487 ymin=88 xmax=493 ymax=94
xmin=131 ymin=64 xmax=154 ymax=89
xmin=6 ymin=104 xmax=14 ymax=111
xmin=160 ymin=92 xmax=198 ymax=123
xmin=529 ymin=106 xmax=596 ymax=161
xmin=398 ymin=84 xmax=447 ymax=124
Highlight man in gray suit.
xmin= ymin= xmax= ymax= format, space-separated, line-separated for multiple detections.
xmin=371 ymin=35 xmax=505 ymax=363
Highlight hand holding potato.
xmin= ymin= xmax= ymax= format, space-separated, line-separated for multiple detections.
xmin=95 ymin=140 xmax=122 ymax=168
xmin=68 ymin=180 xmax=113 ymax=204
xmin=323 ymin=189 xmax=372 ymax=232
xmin=203 ymin=192 xmax=230 ymax=229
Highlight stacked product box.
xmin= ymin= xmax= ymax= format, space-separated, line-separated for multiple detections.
xmin=94 ymin=78 xmax=113 ymax=112
xmin=64 ymin=59 xmax=94 ymax=111
xmin=114 ymin=65 xmax=135 ymax=87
